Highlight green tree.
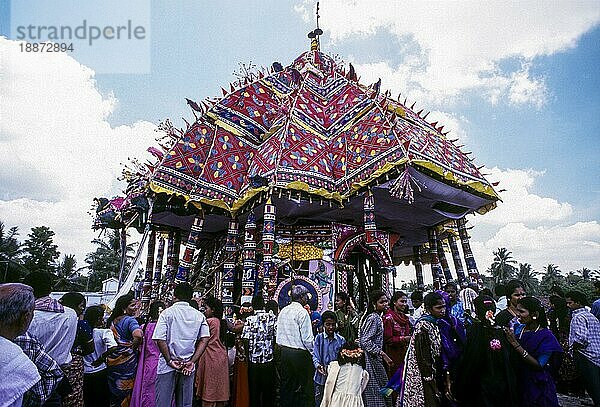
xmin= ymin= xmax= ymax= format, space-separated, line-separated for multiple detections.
xmin=54 ymin=254 xmax=82 ymax=291
xmin=0 ymin=221 xmax=23 ymax=260
xmin=22 ymin=226 xmax=60 ymax=274
xmin=85 ymin=230 xmax=135 ymax=291
xmin=540 ymin=264 xmax=564 ymax=294
xmin=0 ymin=221 xmax=27 ymax=282
xmin=489 ymin=247 xmax=517 ymax=284
xmin=577 ymin=267 xmax=599 ymax=281
xmin=516 ymin=263 xmax=539 ymax=294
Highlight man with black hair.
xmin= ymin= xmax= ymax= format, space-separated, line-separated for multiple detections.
xmin=444 ymin=282 xmax=465 ymax=323
xmin=495 ymin=283 xmax=507 ymax=315
xmin=495 ymin=279 xmax=525 ymax=327
xmin=265 ymin=299 xmax=279 ymax=316
xmin=312 ymin=310 xmax=345 ymax=406
xmin=276 ymin=285 xmax=315 ymax=406
xmin=153 ymin=282 xmax=210 ymax=407
xmin=242 ymin=296 xmax=277 ymax=407
xmin=0 ymin=283 xmax=41 ymax=407
xmin=566 ymin=290 xmax=600 ymax=406
xmin=22 ymin=272 xmax=77 ymax=407
xmin=410 ymin=290 xmax=424 ymax=325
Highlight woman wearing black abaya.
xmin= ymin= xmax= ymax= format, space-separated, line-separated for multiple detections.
xmin=454 ymin=295 xmax=518 ymax=407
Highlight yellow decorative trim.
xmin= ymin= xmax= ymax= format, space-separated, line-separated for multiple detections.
xmin=149 ymin=182 xmax=191 ymax=203
xmin=150 ymin=181 xmax=269 ymax=215
xmin=348 ymin=157 xmax=409 ymax=194
xmin=284 ymin=181 xmax=343 ymax=203
xmin=191 ymin=186 xmax=268 ymax=215
xmin=410 ymin=160 xmax=500 ymax=200
xmin=386 ymin=103 xmax=406 ymax=118
xmin=277 ymin=242 xmax=323 ymax=261
xmin=337 ymin=102 xmax=375 ymax=134
xmin=206 ymin=111 xmax=251 ymax=142
xmin=260 ymin=79 xmax=294 ymax=99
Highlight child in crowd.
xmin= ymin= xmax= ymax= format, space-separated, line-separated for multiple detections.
xmin=83 ymin=305 xmax=117 ymax=407
xmin=313 ymin=311 xmax=346 ymax=406
xmin=320 ymin=342 xmax=369 ymax=407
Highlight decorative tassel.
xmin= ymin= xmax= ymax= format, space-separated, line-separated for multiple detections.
xmin=390 ymin=166 xmax=422 ymax=204
xmin=241 ymin=213 xmax=257 ymax=304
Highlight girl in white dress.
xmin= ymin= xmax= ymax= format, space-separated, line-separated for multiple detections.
xmin=320 ymin=343 xmax=370 ymax=407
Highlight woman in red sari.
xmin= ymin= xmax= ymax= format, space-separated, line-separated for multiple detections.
xmin=383 ymin=291 xmax=412 ymax=373
xmin=383 ymin=291 xmax=411 ymax=404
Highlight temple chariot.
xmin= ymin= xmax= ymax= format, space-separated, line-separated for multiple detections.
xmin=94 ymin=28 xmax=499 ymax=314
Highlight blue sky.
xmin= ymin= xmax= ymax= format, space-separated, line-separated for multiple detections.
xmin=1 ymin=1 xmax=598 ymax=276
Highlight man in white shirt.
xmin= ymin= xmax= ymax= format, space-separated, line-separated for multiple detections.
xmin=23 ymin=272 xmax=78 ymax=366
xmin=153 ymin=283 xmax=210 ymax=407
xmin=0 ymin=283 xmax=41 ymax=407
xmin=410 ymin=290 xmax=424 ymax=325
xmin=23 ymin=272 xmax=77 ymax=407
xmin=276 ymin=284 xmax=315 ymax=406
xmin=494 ymin=283 xmax=508 ymax=315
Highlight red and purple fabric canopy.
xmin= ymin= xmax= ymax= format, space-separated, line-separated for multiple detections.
xmin=147 ymin=48 xmax=499 ymax=247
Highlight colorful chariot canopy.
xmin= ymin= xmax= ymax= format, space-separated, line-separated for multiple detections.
xmin=144 ymin=46 xmax=498 ymax=247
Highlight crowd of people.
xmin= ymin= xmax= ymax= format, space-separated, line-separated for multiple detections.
xmin=1 ymin=273 xmax=600 ymax=407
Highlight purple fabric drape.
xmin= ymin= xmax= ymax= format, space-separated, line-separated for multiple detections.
xmin=131 ymin=322 xmax=159 ymax=407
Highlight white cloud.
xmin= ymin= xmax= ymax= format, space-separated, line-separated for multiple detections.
xmin=471 ymin=221 xmax=600 ymax=273
xmin=0 ymin=37 xmax=157 ymax=264
xmin=426 ymin=111 xmax=469 ymax=142
xmin=395 ymin=167 xmax=596 ymax=282
xmin=295 ymin=0 xmax=600 ymax=108
xmin=475 ymin=167 xmax=572 ymax=225
xmin=468 ymin=167 xmax=595 ymax=273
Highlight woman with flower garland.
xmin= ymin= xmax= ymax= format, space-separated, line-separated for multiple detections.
xmin=454 ymin=295 xmax=518 ymax=406
xmin=320 ymin=342 xmax=369 ymax=407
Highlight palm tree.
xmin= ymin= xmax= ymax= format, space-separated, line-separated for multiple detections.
xmin=577 ymin=267 xmax=599 ymax=281
xmin=566 ymin=271 xmax=579 ymax=285
xmin=541 ymin=263 xmax=564 ymax=293
xmin=489 ymin=247 xmax=517 ymax=284
xmin=0 ymin=221 xmax=23 ymax=261
xmin=516 ymin=263 xmax=539 ymax=294
xmin=54 ymin=254 xmax=81 ymax=291
xmin=0 ymin=221 xmax=28 ymax=282
xmin=85 ymin=230 xmax=136 ymax=291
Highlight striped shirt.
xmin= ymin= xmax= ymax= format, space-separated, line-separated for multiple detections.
xmin=569 ymin=307 xmax=600 ymax=367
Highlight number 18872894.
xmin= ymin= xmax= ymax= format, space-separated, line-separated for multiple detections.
xmin=20 ymin=42 xmax=74 ymax=52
